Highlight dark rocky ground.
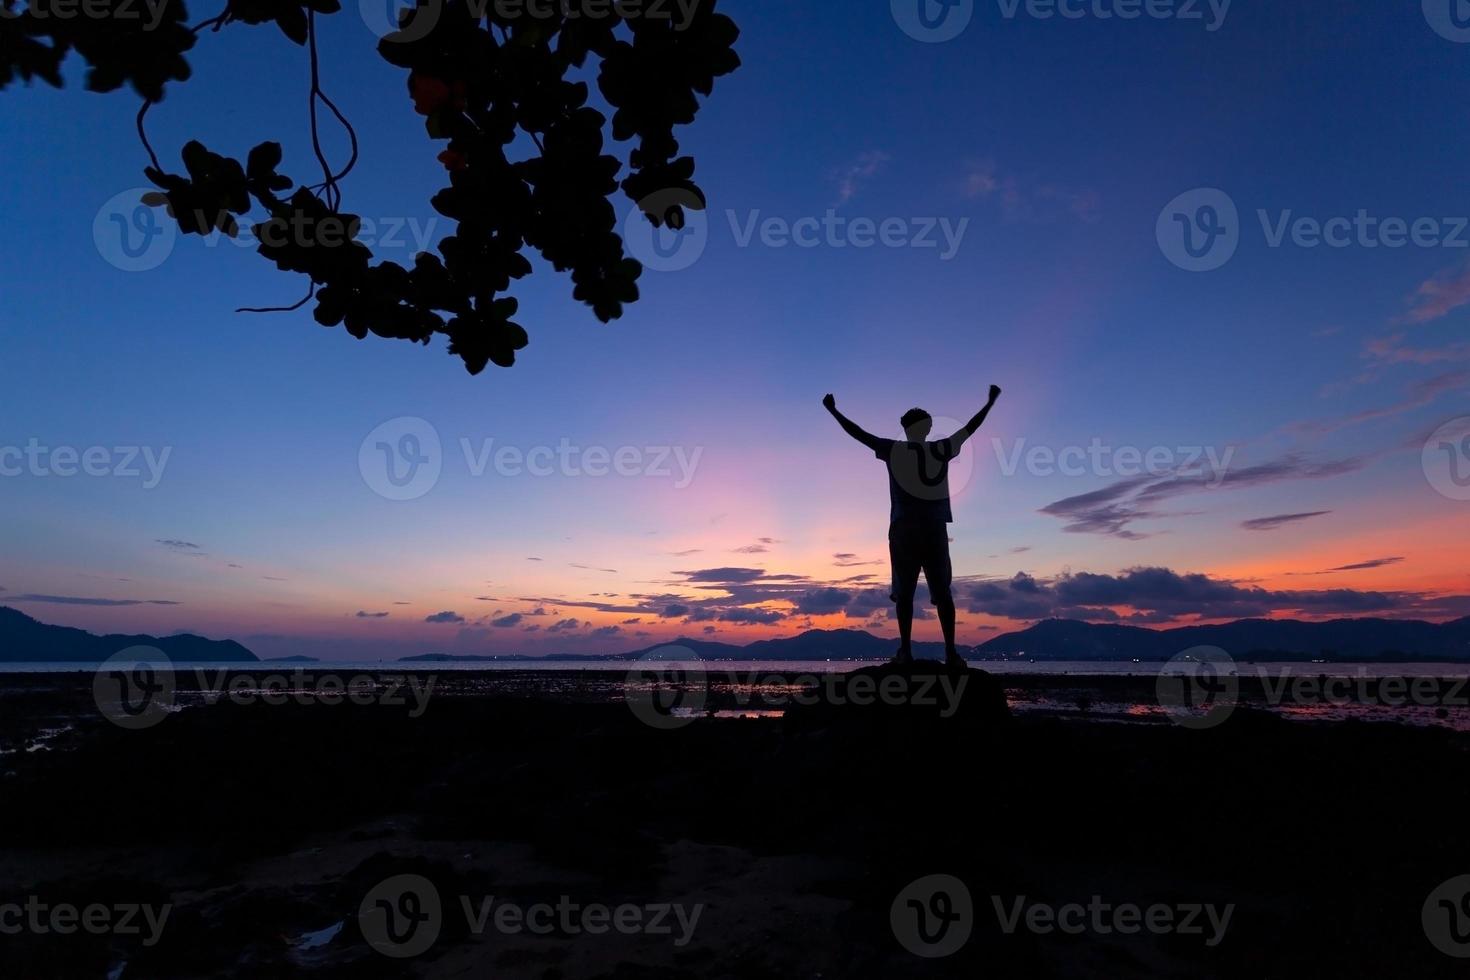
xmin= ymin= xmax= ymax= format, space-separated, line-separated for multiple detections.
xmin=0 ymin=667 xmax=1467 ymax=978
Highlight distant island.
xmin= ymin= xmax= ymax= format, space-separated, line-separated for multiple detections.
xmin=5 ymin=604 xmax=1469 ymax=665
xmin=0 ymin=606 xmax=258 ymax=663
xmin=401 ymin=616 xmax=1470 ymax=664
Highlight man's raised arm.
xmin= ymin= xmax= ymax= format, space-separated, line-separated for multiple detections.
xmin=823 ymin=394 xmax=884 ymax=452
xmin=947 ymin=385 xmax=1002 ymax=452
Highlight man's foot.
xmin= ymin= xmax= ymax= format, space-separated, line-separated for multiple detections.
xmin=944 ymin=650 xmax=968 ymax=670
xmin=890 ymin=648 xmax=915 ymax=666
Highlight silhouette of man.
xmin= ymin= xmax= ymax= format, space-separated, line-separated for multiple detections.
xmin=823 ymin=386 xmax=1002 ymax=668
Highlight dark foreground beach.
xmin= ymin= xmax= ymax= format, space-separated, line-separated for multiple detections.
xmin=2 ymin=667 xmax=1468 ymax=978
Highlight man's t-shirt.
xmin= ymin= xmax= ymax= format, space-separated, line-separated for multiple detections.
xmin=873 ymin=438 xmax=958 ymax=524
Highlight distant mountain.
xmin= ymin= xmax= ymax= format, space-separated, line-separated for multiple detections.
xmin=0 ymin=606 xmax=258 ymax=663
xmin=976 ymin=617 xmax=1470 ymax=662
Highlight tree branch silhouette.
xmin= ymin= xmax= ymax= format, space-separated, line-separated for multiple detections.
xmin=1 ymin=0 xmax=740 ymax=373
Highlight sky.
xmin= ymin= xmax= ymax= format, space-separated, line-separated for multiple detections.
xmin=2 ymin=0 xmax=1469 ymax=659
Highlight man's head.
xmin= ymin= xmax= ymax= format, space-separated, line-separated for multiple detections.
xmin=901 ymin=408 xmax=933 ymax=441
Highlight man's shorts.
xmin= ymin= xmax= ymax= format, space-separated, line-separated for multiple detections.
xmin=888 ymin=519 xmax=953 ymax=605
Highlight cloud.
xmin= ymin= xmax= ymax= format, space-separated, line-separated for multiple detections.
xmin=491 ymin=613 xmax=523 ymax=628
xmin=832 ymin=150 xmax=889 ymax=204
xmin=669 ymin=549 xmax=703 ymax=557
xmin=425 ymin=611 xmax=466 ymax=624
xmin=718 ymin=608 xmax=786 ymax=625
xmin=355 ymin=611 xmax=390 ymax=619
xmin=570 ymin=563 xmax=619 ymax=574
xmin=1328 ymin=557 xmax=1405 ymax=572
xmin=592 ymin=625 xmax=622 ymax=637
xmin=7 ymin=594 xmax=181 ymax=607
xmin=1241 ymin=511 xmax=1332 ymax=531
xmin=833 ymin=553 xmax=881 ymax=568
xmin=547 ymin=618 xmax=582 ymax=633
xmin=962 ymin=159 xmax=1100 ymax=222
xmin=526 ymin=557 xmax=543 ymax=562
xmin=157 ymin=539 xmax=202 ymax=551
xmin=1402 ymin=259 xmax=1470 ymax=324
xmin=661 ymin=604 xmax=690 ymax=618
xmin=732 ymin=544 xmax=769 ymax=554
xmin=1041 ymin=454 xmax=1363 ymax=539
xmin=793 ymin=588 xmax=853 ymax=615
xmin=1292 ymin=370 xmax=1469 ymax=435
xmin=675 ymin=567 xmax=767 ymax=584
xmin=962 ymin=566 xmax=1421 ymax=624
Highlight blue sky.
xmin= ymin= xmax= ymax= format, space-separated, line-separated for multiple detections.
xmin=2 ymin=0 xmax=1468 ymax=658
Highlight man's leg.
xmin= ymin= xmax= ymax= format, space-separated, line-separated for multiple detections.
xmin=896 ymin=597 xmax=915 ymax=656
xmin=936 ymin=596 xmax=957 ymax=653
xmin=889 ymin=524 xmax=920 ymax=662
xmin=924 ymin=526 xmax=965 ymax=668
